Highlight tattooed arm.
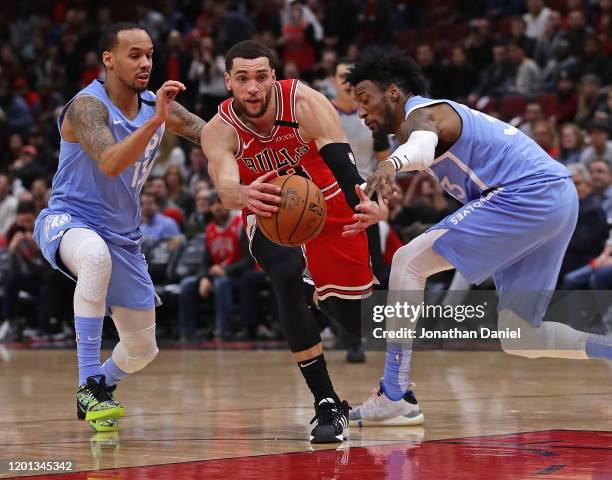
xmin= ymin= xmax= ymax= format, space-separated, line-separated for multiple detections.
xmin=166 ymin=101 xmax=206 ymax=144
xmin=64 ymin=80 xmax=184 ymax=177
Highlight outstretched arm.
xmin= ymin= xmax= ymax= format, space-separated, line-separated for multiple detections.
xmin=65 ymin=80 xmax=184 ymax=178
xmin=166 ymin=101 xmax=207 ymax=144
xmin=201 ymin=116 xmax=280 ymax=217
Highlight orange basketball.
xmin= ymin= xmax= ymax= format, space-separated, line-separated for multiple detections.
xmin=256 ymin=175 xmax=326 ymax=247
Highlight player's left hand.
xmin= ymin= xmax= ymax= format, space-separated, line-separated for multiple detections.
xmin=342 ymin=185 xmax=388 ymax=237
xmin=154 ymin=80 xmax=186 ymax=123
xmin=364 ymin=160 xmax=398 ymax=199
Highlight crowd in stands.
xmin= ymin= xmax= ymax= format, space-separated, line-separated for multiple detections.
xmin=0 ymin=0 xmax=611 ymax=343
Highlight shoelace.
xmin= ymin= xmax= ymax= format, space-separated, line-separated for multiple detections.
xmin=310 ymin=401 xmax=349 ymax=429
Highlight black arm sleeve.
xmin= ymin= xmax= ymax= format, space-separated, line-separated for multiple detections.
xmin=318 ymin=142 xmax=364 ymax=209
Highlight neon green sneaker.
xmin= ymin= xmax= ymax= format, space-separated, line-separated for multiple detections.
xmin=76 ymin=375 xmax=124 ymax=423
xmin=89 ymin=417 xmax=119 ymax=432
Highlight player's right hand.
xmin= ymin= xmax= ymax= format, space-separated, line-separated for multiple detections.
xmin=242 ymin=171 xmax=281 ymax=217
xmin=364 ymin=160 xmax=399 ymax=199
xmin=154 ymin=80 xmax=186 ymax=123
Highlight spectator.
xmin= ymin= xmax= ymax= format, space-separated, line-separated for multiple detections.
xmin=533 ymin=9 xmax=563 ymax=66
xmin=508 ymin=16 xmax=537 ymax=58
xmin=188 ymin=36 xmax=227 ymax=122
xmin=541 ymin=39 xmax=578 ymax=91
xmin=415 ymin=44 xmax=446 ymax=98
xmin=312 ymin=49 xmax=337 ymax=99
xmin=0 ymin=200 xmax=46 ymax=341
xmin=391 ymin=174 xmax=454 ymax=234
xmin=178 ymin=193 xmax=254 ymax=340
xmin=565 ymin=10 xmax=594 ymax=57
xmin=0 ymin=173 xmax=17 ymax=234
xmin=533 ymin=120 xmax=559 ymax=157
xmin=79 ymin=51 xmax=103 ymax=88
xmin=523 ymin=0 xmax=552 ymax=39
xmin=184 ymin=188 xmax=212 ymax=239
xmin=140 ymin=192 xmax=180 ymax=243
xmin=10 ymin=145 xmax=45 ymax=190
xmin=148 ymin=176 xmax=172 ymax=211
xmin=580 ymin=35 xmax=612 ymax=85
xmin=551 ymin=69 xmax=579 ymax=124
xmin=595 ymin=89 xmax=612 ymax=120
xmin=469 ymin=43 xmax=515 ymax=105
xmin=164 ymin=164 xmax=195 ymax=218
xmin=508 ymin=41 xmax=541 ymax=95
xmin=0 ymin=80 xmax=32 ymax=136
xmin=575 ymin=74 xmax=603 ymax=127
xmin=518 ymin=102 xmax=545 ymax=138
xmin=560 ymin=163 xmax=609 ymax=279
xmin=580 ymin=119 xmax=612 ymax=165
xmin=556 ymin=123 xmax=585 ymax=165
xmin=186 ymin=146 xmax=210 ymax=195
xmin=281 ymin=1 xmax=318 ymax=76
xmin=465 ymin=18 xmax=493 ymax=72
xmin=589 ymin=159 xmax=612 ymax=219
xmin=30 ymin=178 xmax=49 ymax=214
xmin=445 ymin=47 xmax=478 ymax=102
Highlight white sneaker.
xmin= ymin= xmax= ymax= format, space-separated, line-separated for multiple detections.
xmin=349 ymin=382 xmax=424 ymax=427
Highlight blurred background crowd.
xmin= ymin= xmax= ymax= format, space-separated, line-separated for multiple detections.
xmin=0 ymin=0 xmax=611 ymax=345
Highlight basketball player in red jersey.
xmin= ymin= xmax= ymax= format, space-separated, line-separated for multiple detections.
xmin=201 ymin=40 xmax=375 ymax=443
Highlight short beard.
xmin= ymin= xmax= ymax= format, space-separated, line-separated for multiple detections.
xmin=234 ymin=89 xmax=272 ymax=119
xmin=381 ymin=100 xmax=396 ymax=135
xmin=119 ymin=75 xmax=147 ymax=93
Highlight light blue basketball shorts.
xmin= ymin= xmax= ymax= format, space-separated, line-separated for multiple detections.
xmin=34 ymin=209 xmax=159 ymax=310
xmin=430 ymin=177 xmax=578 ymax=325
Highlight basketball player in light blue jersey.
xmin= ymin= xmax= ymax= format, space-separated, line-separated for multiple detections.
xmin=33 ymin=23 xmax=206 ymax=432
xmin=341 ymin=51 xmax=612 ymax=426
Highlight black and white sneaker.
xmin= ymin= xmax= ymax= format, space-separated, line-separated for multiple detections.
xmin=309 ymin=397 xmax=350 ymax=444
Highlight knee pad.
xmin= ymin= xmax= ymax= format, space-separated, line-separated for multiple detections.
xmin=112 ymin=324 xmax=159 ymax=373
xmin=498 ymin=309 xmax=588 ymax=359
xmin=74 ymin=236 xmax=112 ymax=304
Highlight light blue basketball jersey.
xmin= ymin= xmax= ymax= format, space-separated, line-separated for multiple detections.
xmin=404 ymin=96 xmax=570 ymax=203
xmin=47 ymin=80 xmax=164 ymax=236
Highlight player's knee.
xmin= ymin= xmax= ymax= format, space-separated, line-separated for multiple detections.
xmin=267 ymin=253 xmax=305 ymax=290
xmin=392 ymin=243 xmax=426 ymax=280
xmin=117 ymin=325 xmax=158 ymax=373
xmin=74 ymin=236 xmax=112 ymax=303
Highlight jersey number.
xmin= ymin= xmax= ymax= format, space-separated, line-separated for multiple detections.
xmin=131 ymin=132 xmax=160 ymax=187
xmin=440 ymin=176 xmax=466 ymax=201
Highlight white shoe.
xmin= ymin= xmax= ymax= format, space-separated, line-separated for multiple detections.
xmin=349 ymin=382 xmax=424 ymax=427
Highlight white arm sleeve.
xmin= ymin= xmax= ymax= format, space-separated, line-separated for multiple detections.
xmin=387 ymin=130 xmax=439 ymax=172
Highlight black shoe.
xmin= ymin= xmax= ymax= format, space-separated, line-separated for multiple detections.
xmin=346 ymin=346 xmax=366 ymax=363
xmin=309 ymin=398 xmax=350 ymax=443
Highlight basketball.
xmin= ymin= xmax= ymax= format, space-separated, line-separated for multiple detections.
xmin=256 ymin=175 xmax=326 ymax=247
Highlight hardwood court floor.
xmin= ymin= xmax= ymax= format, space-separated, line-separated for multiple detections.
xmin=0 ymin=349 xmax=611 ymax=479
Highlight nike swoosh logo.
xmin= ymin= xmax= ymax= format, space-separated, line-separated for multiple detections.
xmin=299 ymin=358 xmax=318 ymax=368
xmin=113 ymin=119 xmax=123 ymax=125
xmin=243 ymin=137 xmax=254 ymax=149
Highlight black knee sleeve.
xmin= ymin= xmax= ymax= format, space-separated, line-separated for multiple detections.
xmin=253 ymin=232 xmax=321 ymax=352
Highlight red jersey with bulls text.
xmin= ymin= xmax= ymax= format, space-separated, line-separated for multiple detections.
xmin=205 ymin=214 xmax=243 ymax=266
xmin=217 ymin=79 xmax=337 ymax=192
